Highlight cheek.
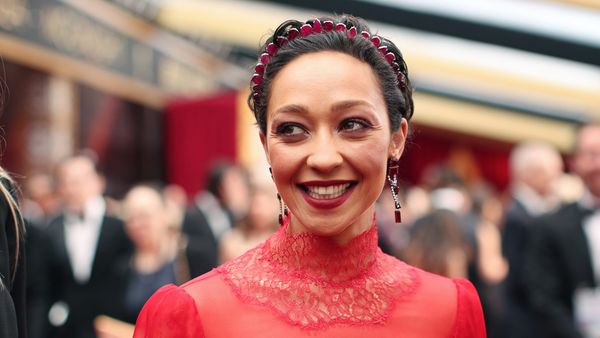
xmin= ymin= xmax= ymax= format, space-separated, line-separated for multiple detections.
xmin=345 ymin=138 xmax=390 ymax=177
xmin=267 ymin=142 xmax=304 ymax=183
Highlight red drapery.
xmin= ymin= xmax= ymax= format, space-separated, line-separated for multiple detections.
xmin=165 ymin=91 xmax=238 ymax=198
xmin=401 ymin=125 xmax=511 ymax=192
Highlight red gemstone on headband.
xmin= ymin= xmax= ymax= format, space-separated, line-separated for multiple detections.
xmin=276 ymin=36 xmax=288 ymax=46
xmin=347 ymin=26 xmax=357 ymax=38
xmin=398 ymin=73 xmax=406 ymax=86
xmin=312 ymin=19 xmax=322 ymax=33
xmin=361 ymin=31 xmax=370 ymax=38
xmin=288 ymin=28 xmax=300 ymax=40
xmin=251 ymin=74 xmax=263 ymax=85
xmin=260 ymin=53 xmax=271 ymax=64
xmin=378 ymin=46 xmax=388 ymax=54
xmin=254 ymin=63 xmax=265 ymax=75
xmin=392 ymin=62 xmax=400 ymax=72
xmin=323 ymin=20 xmax=334 ymax=32
xmin=371 ymin=36 xmax=381 ymax=47
xmin=300 ymin=24 xmax=312 ymax=37
xmin=335 ymin=23 xmax=346 ymax=32
xmin=267 ymin=42 xmax=278 ymax=56
xmin=385 ymin=52 xmax=395 ymax=63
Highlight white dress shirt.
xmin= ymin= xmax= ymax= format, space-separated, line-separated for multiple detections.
xmin=64 ymin=196 xmax=105 ymax=283
xmin=514 ymin=184 xmax=560 ymax=217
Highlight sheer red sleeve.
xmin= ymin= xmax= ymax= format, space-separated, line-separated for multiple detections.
xmin=451 ymin=278 xmax=486 ymax=338
xmin=133 ymin=284 xmax=205 ymax=338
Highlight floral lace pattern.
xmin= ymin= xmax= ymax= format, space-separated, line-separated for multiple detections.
xmin=217 ymin=215 xmax=420 ymax=330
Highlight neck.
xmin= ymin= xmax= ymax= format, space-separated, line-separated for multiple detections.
xmin=268 ymin=212 xmax=380 ymax=282
xmin=134 ymin=244 xmax=168 ymax=273
xmin=288 ymin=206 xmax=376 ymax=245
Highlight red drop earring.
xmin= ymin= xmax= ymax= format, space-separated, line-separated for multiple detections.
xmin=387 ymin=159 xmax=402 ymax=223
xmin=270 ymin=167 xmax=288 ymax=225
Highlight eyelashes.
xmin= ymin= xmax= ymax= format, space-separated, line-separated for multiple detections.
xmin=338 ymin=118 xmax=373 ymax=132
xmin=272 ymin=118 xmax=374 ymax=139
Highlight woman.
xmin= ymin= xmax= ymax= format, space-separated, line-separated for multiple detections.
xmin=404 ymin=209 xmax=471 ymax=278
xmin=1 ymin=167 xmax=27 ymax=338
xmin=134 ymin=15 xmax=485 ymax=337
xmin=103 ymin=185 xmax=211 ymax=325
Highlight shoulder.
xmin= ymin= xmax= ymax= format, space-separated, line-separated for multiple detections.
xmin=450 ymin=278 xmax=486 ymax=338
xmin=396 ymin=268 xmax=485 ymax=337
xmin=411 ymin=272 xmax=485 ymax=337
xmin=134 ymin=283 xmax=206 ymax=338
xmin=534 ymin=202 xmax=579 ymax=236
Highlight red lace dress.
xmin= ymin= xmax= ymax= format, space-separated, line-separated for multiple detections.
xmin=134 ymin=216 xmax=486 ymax=338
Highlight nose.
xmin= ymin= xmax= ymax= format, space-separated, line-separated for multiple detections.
xmin=306 ymin=132 xmax=343 ymax=173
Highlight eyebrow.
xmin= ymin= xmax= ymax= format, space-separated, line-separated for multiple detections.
xmin=273 ymin=100 xmax=376 ymax=116
xmin=330 ymin=100 xmax=376 ymax=113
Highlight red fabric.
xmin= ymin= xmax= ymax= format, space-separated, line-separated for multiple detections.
xmin=165 ymin=91 xmax=238 ymax=198
xmin=134 ymin=284 xmax=204 ymax=338
xmin=134 ymin=215 xmax=486 ymax=337
xmin=402 ymin=125 xmax=511 ymax=191
xmin=451 ymin=278 xmax=487 ymax=338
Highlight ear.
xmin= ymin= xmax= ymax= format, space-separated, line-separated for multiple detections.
xmin=260 ymin=132 xmax=271 ymax=165
xmin=388 ymin=118 xmax=408 ymax=160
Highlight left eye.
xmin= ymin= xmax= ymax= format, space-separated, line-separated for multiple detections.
xmin=340 ymin=120 xmax=368 ymax=132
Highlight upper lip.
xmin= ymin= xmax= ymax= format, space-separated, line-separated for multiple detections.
xmin=298 ymin=180 xmax=356 ymax=187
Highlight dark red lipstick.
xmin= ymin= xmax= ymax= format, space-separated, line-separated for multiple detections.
xmin=297 ymin=180 xmax=357 ymax=210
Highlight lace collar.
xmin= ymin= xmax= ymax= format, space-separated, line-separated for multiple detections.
xmin=217 ymin=214 xmax=419 ymax=330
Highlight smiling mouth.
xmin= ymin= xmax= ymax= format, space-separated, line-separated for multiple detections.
xmin=299 ymin=182 xmax=356 ymax=200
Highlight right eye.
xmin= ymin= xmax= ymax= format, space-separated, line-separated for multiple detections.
xmin=276 ymin=123 xmax=305 ymax=136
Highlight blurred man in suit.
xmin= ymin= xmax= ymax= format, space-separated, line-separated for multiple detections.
xmin=526 ymin=123 xmax=600 ymax=338
xmin=182 ymin=161 xmax=251 ymax=271
xmin=40 ymin=155 xmax=131 ymax=338
xmin=502 ymin=141 xmax=563 ymax=338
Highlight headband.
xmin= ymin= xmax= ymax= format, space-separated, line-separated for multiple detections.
xmin=250 ymin=19 xmax=408 ymax=102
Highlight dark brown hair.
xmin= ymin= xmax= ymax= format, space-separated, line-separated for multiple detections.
xmin=248 ymin=14 xmax=414 ymax=134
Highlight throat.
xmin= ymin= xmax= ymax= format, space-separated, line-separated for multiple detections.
xmin=269 ymin=213 xmax=380 ymax=282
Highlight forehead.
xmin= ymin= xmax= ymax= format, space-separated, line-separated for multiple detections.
xmin=267 ymin=51 xmax=385 ymax=117
xmin=59 ymin=158 xmax=95 ymax=178
xmin=125 ymin=188 xmax=163 ymax=209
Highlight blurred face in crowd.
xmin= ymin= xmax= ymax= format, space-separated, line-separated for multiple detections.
xmin=247 ymin=189 xmax=279 ymax=231
xmin=523 ymin=156 xmax=563 ymax=197
xmin=123 ymin=186 xmax=168 ymax=251
xmin=56 ymin=157 xmax=104 ymax=213
xmin=572 ymin=125 xmax=600 ymax=199
xmin=262 ymin=51 xmax=407 ymax=243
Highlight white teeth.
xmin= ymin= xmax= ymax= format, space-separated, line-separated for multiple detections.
xmin=305 ymin=183 xmax=352 ymax=199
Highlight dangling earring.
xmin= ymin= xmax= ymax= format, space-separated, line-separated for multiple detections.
xmin=387 ymin=158 xmax=402 ymax=223
xmin=276 ymin=193 xmax=288 ymax=226
xmin=270 ymin=167 xmax=288 ymax=225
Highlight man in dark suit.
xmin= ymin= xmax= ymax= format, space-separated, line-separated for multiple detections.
xmin=526 ymin=123 xmax=600 ymax=338
xmin=181 ymin=162 xmax=250 ymax=272
xmin=502 ymin=142 xmax=563 ymax=338
xmin=40 ymin=155 xmax=131 ymax=338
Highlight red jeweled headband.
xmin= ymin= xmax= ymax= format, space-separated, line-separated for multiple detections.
xmin=250 ymin=19 xmax=407 ymax=102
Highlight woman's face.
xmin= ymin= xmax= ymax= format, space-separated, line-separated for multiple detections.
xmin=263 ymin=51 xmax=407 ymax=243
xmin=123 ymin=187 xmax=168 ymax=251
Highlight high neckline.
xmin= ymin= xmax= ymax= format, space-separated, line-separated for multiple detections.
xmin=217 ymin=212 xmax=419 ymax=330
xmin=267 ymin=214 xmax=379 ymax=282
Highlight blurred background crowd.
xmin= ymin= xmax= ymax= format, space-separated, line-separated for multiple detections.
xmin=1 ymin=0 xmax=599 ymax=338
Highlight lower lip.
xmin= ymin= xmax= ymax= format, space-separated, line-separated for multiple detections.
xmin=300 ymin=185 xmax=356 ymax=210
